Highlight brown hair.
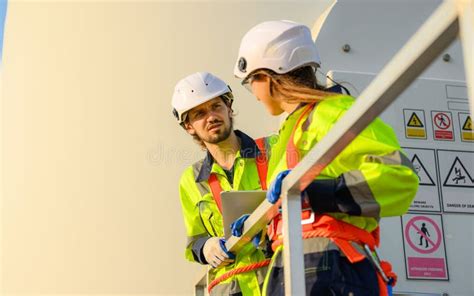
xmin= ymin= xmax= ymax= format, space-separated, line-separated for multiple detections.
xmin=250 ymin=66 xmax=338 ymax=103
xmin=190 ymin=132 xmax=206 ymax=150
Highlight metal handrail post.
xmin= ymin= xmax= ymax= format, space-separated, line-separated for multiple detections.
xmin=456 ymin=0 xmax=474 ymax=113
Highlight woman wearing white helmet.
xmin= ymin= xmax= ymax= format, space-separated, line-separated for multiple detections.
xmin=232 ymin=20 xmax=419 ymax=295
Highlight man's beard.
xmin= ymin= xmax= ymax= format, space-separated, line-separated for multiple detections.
xmin=197 ymin=119 xmax=233 ymax=144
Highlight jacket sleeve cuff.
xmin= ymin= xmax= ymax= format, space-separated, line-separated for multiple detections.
xmin=303 ymin=176 xmax=362 ymax=215
xmin=303 ymin=178 xmax=339 ymax=213
xmin=192 ymin=236 xmax=211 ymax=264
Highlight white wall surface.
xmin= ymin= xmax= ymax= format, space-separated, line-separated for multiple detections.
xmin=0 ymin=1 xmax=333 ymax=295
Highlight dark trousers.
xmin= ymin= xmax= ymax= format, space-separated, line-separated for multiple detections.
xmin=264 ymin=248 xmax=380 ymax=296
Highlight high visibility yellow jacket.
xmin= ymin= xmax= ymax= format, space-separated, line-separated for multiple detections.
xmin=268 ymin=95 xmax=419 ymax=232
xmin=178 ymin=130 xmax=275 ymax=295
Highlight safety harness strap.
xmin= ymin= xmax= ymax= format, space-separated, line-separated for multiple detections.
xmin=270 ymin=214 xmax=395 ymax=295
xmin=207 ymin=259 xmax=271 ymax=294
xmin=208 ymin=137 xmax=269 ymax=213
xmin=254 ymin=137 xmax=268 ymax=190
xmin=270 ymin=214 xmax=378 ymax=260
xmin=208 ymin=173 xmax=223 ymax=213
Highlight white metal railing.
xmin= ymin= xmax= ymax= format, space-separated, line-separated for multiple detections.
xmin=195 ymin=0 xmax=473 ymax=295
xmin=194 ymin=268 xmax=208 ymax=296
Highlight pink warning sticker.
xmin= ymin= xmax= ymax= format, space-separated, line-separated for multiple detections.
xmin=407 ymin=257 xmax=447 ymax=278
xmin=401 ymin=214 xmax=449 ymax=280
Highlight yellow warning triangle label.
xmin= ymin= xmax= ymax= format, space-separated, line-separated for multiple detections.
xmin=408 ymin=112 xmax=424 ymax=127
xmin=462 ymin=116 xmax=472 ymax=131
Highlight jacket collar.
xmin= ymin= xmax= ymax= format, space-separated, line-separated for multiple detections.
xmin=195 ymin=130 xmax=261 ymax=182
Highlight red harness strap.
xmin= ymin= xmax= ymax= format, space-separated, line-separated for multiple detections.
xmin=267 ymin=104 xmax=317 ymax=239
xmin=254 ymin=137 xmax=268 ymax=190
xmin=269 ymin=215 xmax=395 ymax=296
xmin=270 ymin=214 xmax=378 ymax=262
xmin=207 ymin=259 xmax=271 ymax=294
xmin=208 ymin=174 xmax=223 ymax=213
xmin=207 ymin=137 xmax=269 ymax=213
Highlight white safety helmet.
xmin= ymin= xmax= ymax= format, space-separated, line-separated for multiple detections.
xmin=172 ymin=72 xmax=233 ymax=124
xmin=234 ymin=20 xmax=321 ymax=81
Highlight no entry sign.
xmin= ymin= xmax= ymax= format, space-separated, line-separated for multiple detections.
xmin=401 ymin=214 xmax=448 ymax=280
xmin=431 ymin=111 xmax=454 ymax=141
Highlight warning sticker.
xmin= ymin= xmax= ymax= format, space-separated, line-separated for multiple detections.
xmin=404 ymin=109 xmax=426 ymax=139
xmin=443 ymin=156 xmax=474 ymax=188
xmin=401 ymin=214 xmax=448 ymax=280
xmin=462 ymin=116 xmax=472 ymax=130
xmin=408 ymin=113 xmax=424 ymax=127
xmin=403 ymin=148 xmax=440 ymax=212
xmin=458 ymin=113 xmax=473 ymax=142
xmin=437 ymin=150 xmax=474 ymax=213
xmin=412 ymin=155 xmax=435 ymax=186
xmin=431 ymin=111 xmax=454 ymax=141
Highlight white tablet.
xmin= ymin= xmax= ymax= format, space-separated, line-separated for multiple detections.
xmin=220 ymin=190 xmax=267 ymax=239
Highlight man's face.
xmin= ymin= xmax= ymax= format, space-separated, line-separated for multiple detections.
xmin=184 ymin=97 xmax=233 ymax=145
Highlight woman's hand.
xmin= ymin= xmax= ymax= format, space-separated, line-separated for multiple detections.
xmin=266 ymin=170 xmax=291 ymax=204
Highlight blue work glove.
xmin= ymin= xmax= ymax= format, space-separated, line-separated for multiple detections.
xmin=230 ymin=214 xmax=263 ymax=248
xmin=387 ymin=284 xmax=393 ymax=296
xmin=219 ymin=238 xmax=236 ymax=260
xmin=267 ymin=170 xmax=291 ymax=204
xmin=230 ymin=214 xmax=250 ymax=237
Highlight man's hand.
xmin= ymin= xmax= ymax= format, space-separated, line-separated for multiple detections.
xmin=203 ymin=237 xmax=235 ymax=268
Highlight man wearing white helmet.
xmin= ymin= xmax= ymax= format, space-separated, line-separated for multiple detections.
xmin=172 ymin=72 xmax=274 ymax=295
xmin=231 ymin=20 xmax=418 ymax=296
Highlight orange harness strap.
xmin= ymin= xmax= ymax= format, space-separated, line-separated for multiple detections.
xmin=207 ymin=259 xmax=271 ymax=294
xmin=254 ymin=137 xmax=268 ymax=190
xmin=270 ymin=214 xmax=377 ymax=263
xmin=208 ymin=174 xmax=223 ymax=213
xmin=269 ymin=215 xmax=396 ymax=296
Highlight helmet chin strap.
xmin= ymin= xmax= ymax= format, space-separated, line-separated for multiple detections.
xmin=172 ymin=108 xmax=179 ymax=120
xmin=317 ymin=68 xmax=351 ymax=96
